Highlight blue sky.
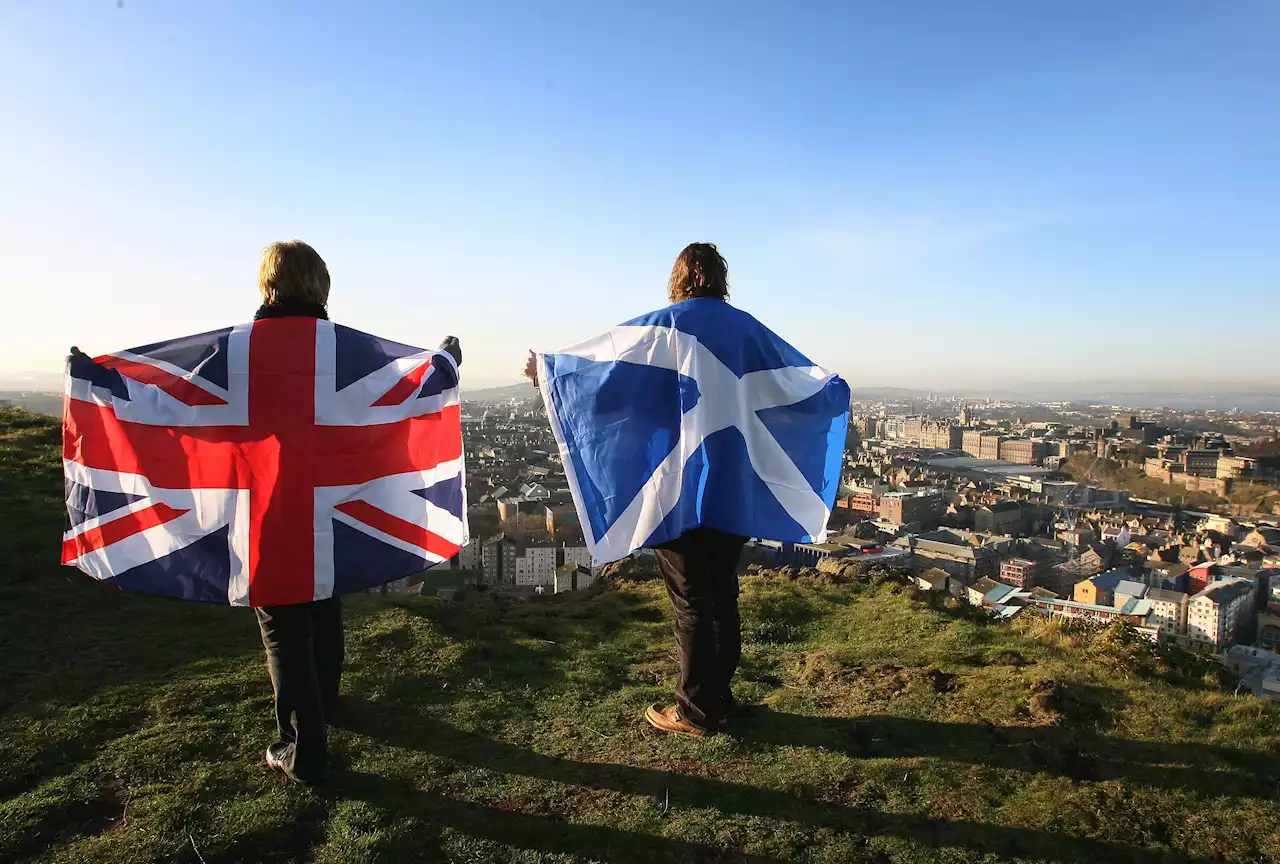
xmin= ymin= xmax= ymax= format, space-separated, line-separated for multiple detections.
xmin=2 ymin=1 xmax=1277 ymax=392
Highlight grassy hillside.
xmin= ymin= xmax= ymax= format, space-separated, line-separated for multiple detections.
xmin=2 ymin=405 xmax=1280 ymax=864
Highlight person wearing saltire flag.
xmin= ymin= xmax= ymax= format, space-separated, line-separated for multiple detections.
xmin=63 ymin=241 xmax=467 ymax=783
xmin=524 ymin=242 xmax=849 ymax=737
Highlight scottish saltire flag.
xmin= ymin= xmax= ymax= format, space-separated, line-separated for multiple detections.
xmin=537 ymin=299 xmax=850 ymax=564
xmin=62 ymin=319 xmax=467 ymax=606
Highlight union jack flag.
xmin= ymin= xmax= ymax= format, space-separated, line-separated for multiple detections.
xmin=62 ymin=318 xmax=467 ymax=606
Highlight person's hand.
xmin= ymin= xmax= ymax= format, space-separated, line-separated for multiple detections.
xmin=522 ymin=350 xmax=539 ymax=386
xmin=66 ymin=346 xmax=105 ymax=382
xmin=66 ymin=346 xmax=97 ymax=372
xmin=438 ymin=336 xmax=462 ymax=367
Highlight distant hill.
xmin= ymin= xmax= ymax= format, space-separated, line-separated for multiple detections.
xmin=463 ymin=382 xmax=539 ymax=403
xmin=2 ymin=406 xmax=1278 ymax=863
xmin=0 ymin=392 xmax=61 ymax=417
xmin=972 ymin=383 xmax=1280 ymax=412
xmin=849 ymin=385 xmax=933 ymax=400
xmin=462 ymin=382 xmax=930 ymax=405
xmin=0 ymin=371 xmax=61 ymax=391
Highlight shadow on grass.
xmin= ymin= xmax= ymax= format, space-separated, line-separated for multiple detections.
xmin=739 ymin=706 xmax=1280 ymax=801
xmin=0 ymin=557 xmax=263 ymax=716
xmin=0 ymin=778 xmax=130 ymax=863
xmin=336 ymin=770 xmax=786 ymax=864
xmin=0 ymin=706 xmax=148 ymax=801
xmin=0 ymin=410 xmax=264 ymax=718
xmin=359 ymin=588 xmax=651 ymax=718
xmin=182 ymin=810 xmax=330 ymax=864
xmin=340 ymin=705 xmax=1228 ymax=864
xmin=0 ymin=576 xmax=265 ymax=807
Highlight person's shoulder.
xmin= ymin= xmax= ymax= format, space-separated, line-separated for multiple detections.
xmin=625 ymin=298 xmax=757 ymax=329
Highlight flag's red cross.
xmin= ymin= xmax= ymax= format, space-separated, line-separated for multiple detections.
xmin=62 ymin=318 xmax=462 ymax=606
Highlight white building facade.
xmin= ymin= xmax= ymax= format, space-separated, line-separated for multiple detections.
xmin=514 ymin=544 xmax=560 ymax=587
xmin=1188 ymin=579 xmax=1256 ymax=650
xmin=1145 ymin=588 xmax=1189 ymax=637
xmin=560 ymin=545 xmax=596 ymax=572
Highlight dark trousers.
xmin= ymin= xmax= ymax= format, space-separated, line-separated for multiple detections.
xmin=254 ymin=597 xmax=344 ymax=781
xmin=653 ymin=527 xmax=747 ymax=732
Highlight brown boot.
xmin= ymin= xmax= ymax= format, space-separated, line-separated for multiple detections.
xmin=645 ymin=704 xmax=714 ymax=738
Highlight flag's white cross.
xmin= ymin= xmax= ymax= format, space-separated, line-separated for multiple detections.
xmin=542 ymin=324 xmax=837 ymax=562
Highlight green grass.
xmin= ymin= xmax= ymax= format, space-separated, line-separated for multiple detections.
xmin=3 ymin=406 xmax=1280 ymax=863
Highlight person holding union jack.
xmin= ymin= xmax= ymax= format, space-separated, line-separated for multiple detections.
xmin=67 ymin=240 xmax=465 ymax=783
xmin=250 ymin=241 xmax=463 ymax=782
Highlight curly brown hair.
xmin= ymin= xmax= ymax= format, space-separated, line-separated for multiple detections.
xmin=667 ymin=242 xmax=729 ymax=304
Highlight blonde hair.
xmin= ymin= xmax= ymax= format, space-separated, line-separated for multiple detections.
xmin=258 ymin=241 xmax=331 ymax=307
xmin=667 ymin=242 xmax=729 ymax=304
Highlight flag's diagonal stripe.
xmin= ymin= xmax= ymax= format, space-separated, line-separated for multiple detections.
xmin=363 ymin=492 xmax=465 ymax=543
xmin=64 ymin=460 xmax=158 ymax=498
xmin=596 ymin=408 xmax=707 ymax=557
xmin=739 ymin=415 xmax=831 ymax=538
xmin=317 ymin=460 xmax=467 ymax=543
xmin=106 ymin=349 xmax=234 ymax=401
xmin=317 ymin=332 xmax=450 ymax=422
xmin=349 ymin=351 xmax=437 ymax=397
xmin=372 ymin=358 xmax=433 ymax=407
xmin=740 ymin=365 xmax=836 ymax=410
xmin=330 ymin=510 xmax=453 ymax=566
xmin=97 ymin=354 xmax=228 ymax=406
xmin=334 ymin=499 xmax=458 ymax=560
xmin=70 ymin=509 xmax=220 ymax=583
xmin=61 ymin=502 xmax=189 ymax=564
xmin=63 ymin=493 xmax=157 ymax=538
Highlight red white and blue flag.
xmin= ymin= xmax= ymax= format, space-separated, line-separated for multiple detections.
xmin=61 ymin=319 xmax=467 ymax=606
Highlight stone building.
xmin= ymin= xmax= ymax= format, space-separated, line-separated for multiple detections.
xmin=997 ymin=438 xmax=1048 ymax=466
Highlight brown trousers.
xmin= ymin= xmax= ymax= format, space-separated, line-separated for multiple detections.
xmin=653 ymin=528 xmax=748 ymax=732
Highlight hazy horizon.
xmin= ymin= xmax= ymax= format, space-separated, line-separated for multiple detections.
xmin=6 ymin=366 xmax=1278 ymax=413
xmin=3 ymin=3 xmax=1278 ymax=390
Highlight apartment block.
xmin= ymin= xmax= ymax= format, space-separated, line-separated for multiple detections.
xmin=879 ymin=489 xmax=946 ymax=525
xmin=514 ymin=543 xmax=559 ymax=588
xmin=1000 ymin=558 xmax=1038 ymax=589
xmin=1188 ymin=578 xmax=1257 ymax=650
xmin=1145 ymin=588 xmax=1190 ymax=637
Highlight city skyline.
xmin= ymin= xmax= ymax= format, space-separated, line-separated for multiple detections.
xmin=7 ymin=366 xmax=1280 ymax=413
xmin=3 ymin=2 xmax=1278 ymax=389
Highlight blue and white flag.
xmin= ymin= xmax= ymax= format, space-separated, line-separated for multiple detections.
xmin=537 ymin=299 xmax=850 ymax=563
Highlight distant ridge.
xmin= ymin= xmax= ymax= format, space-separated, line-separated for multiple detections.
xmin=0 ymin=392 xmax=61 ymax=417
xmin=462 ymin=382 xmax=538 ymax=403
xmin=459 ymin=382 xmax=935 ymax=404
xmin=0 ymin=372 xmax=62 ymax=391
xmin=849 ymin=385 xmax=932 ymax=399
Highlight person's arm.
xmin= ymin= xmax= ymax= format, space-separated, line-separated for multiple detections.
xmin=522 ymin=350 xmax=538 ymax=388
